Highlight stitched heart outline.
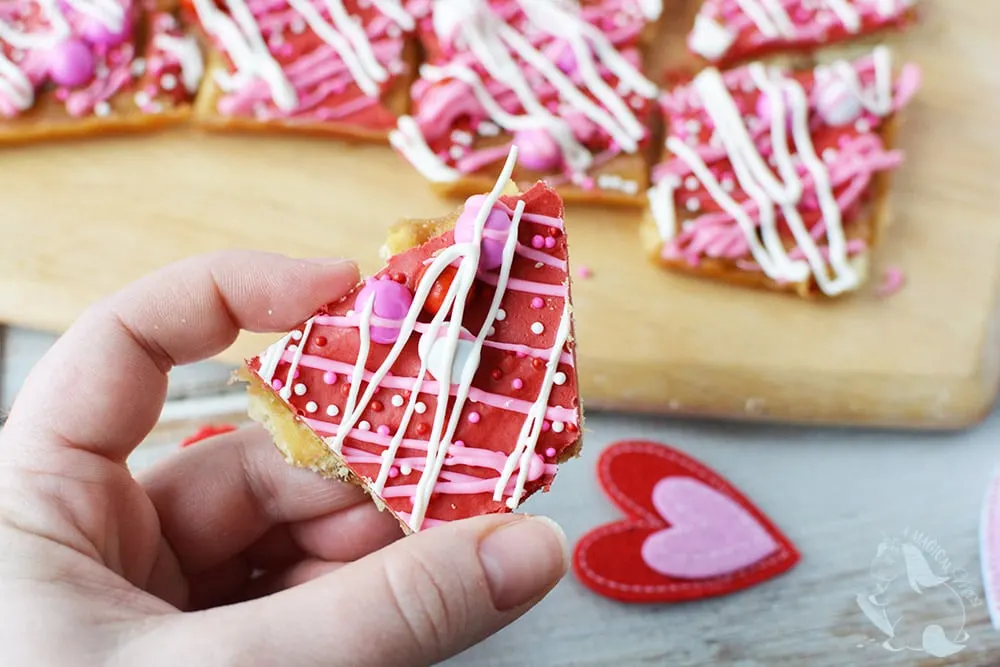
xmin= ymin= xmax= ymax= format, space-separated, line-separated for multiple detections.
xmin=572 ymin=440 xmax=801 ymax=603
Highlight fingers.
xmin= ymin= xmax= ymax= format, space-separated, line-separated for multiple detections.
xmin=169 ymin=514 xmax=569 ymax=667
xmin=0 ymin=251 xmax=359 ymax=463
xmin=138 ymin=426 xmax=402 ymax=576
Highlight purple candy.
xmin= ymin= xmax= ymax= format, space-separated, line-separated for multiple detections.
xmin=47 ymin=38 xmax=96 ymax=88
xmin=80 ymin=14 xmax=132 ymax=48
xmin=454 ymin=194 xmax=513 ymax=271
xmin=513 ymin=128 xmax=563 ymax=172
xmin=354 ymin=277 xmax=414 ymax=345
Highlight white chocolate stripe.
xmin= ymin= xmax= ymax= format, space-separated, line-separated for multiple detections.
xmin=824 ymin=0 xmax=861 ymax=32
xmin=389 ymin=115 xmax=461 ymax=182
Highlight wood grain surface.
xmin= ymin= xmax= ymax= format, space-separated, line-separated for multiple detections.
xmin=0 ymin=1 xmax=998 ymax=430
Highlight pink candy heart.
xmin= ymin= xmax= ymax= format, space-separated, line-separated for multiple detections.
xmin=641 ymin=476 xmax=780 ymax=579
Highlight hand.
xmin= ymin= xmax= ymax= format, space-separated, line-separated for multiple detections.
xmin=0 ymin=251 xmax=569 ymax=667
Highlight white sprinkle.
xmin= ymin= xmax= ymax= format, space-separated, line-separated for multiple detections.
xmin=391 ymin=395 xmax=404 ymax=407
xmin=684 ymin=176 xmax=700 ymax=191
xmin=531 ymin=322 xmax=545 ymax=335
xmin=346 ymin=310 xmax=356 ymax=317
xmin=414 ymin=402 xmax=427 ymax=414
xmin=290 ymin=17 xmax=306 ymax=33
xmin=130 ymin=57 xmax=146 ymax=76
xmin=686 ymin=197 xmax=701 ymax=212
xmin=451 ymin=130 xmax=473 ymax=145
xmin=488 ymin=326 xmax=496 ymax=336
xmin=855 ymin=118 xmax=871 ymax=133
xmin=449 ymin=145 xmax=464 ymax=160
xmin=620 ymin=180 xmax=639 ymax=195
xmin=554 ymin=372 xmax=567 ymax=385
xmin=552 ymin=421 xmax=565 ymax=433
xmin=291 ymin=330 xmax=303 ymax=340
xmin=400 ymin=464 xmax=413 ymax=475
xmin=721 ymin=176 xmax=735 ymax=192
xmin=133 ymin=91 xmax=150 ymax=108
xmin=822 ymin=148 xmax=838 ymax=163
xmin=293 ymin=383 xmax=307 ymax=396
xmin=160 ymin=73 xmax=177 ymax=91
xmin=288 ymin=344 xmax=298 ymax=352
xmin=505 ymin=497 xmax=518 ymax=509
xmin=305 ymin=401 xmax=318 ymax=413
xmin=534 ymin=262 xmax=545 ymax=269
xmin=326 ymin=404 xmax=340 ymax=417
xmin=685 ymin=119 xmax=702 ymax=134
xmin=359 ymin=420 xmax=371 ymax=431
xmin=496 ymin=309 xmax=507 ymax=321
xmin=94 ymin=101 xmax=111 ymax=117
xmin=279 ymin=387 xmax=292 ymax=400
xmin=478 ymin=121 xmax=500 ymax=137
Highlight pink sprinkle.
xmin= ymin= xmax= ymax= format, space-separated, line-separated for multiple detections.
xmin=542 ymin=420 xmax=551 ymax=432
xmin=280 ymin=44 xmax=294 ymax=57
xmin=545 ymin=447 xmax=557 ymax=458
xmin=468 ymin=411 xmax=481 ymax=424
xmin=389 ymin=467 xmax=399 ymax=479
xmin=294 ymin=370 xmax=300 ymax=379
xmin=147 ymin=56 xmax=163 ymax=71
xmin=531 ymin=235 xmax=545 ymax=249
xmin=576 ymin=265 xmax=593 ymax=279
xmin=144 ymin=84 xmax=159 ymax=97
xmin=512 ymin=378 xmax=524 ymax=390
xmin=516 ymin=351 xmax=528 ymax=359
xmin=876 ymin=266 xmax=906 ymax=298
xmin=544 ymin=236 xmax=556 ymax=249
xmin=377 ymin=425 xmax=391 ymax=436
xmin=454 ymin=440 xmax=465 ymax=448
xmin=55 ymin=87 xmax=69 ymax=101
xmin=271 ymin=379 xmax=283 ymax=391
xmin=531 ymin=297 xmax=544 ymax=309
xmin=323 ymin=371 xmax=337 ymax=385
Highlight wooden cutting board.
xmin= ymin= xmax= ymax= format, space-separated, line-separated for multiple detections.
xmin=1 ymin=1 xmax=998 ymax=430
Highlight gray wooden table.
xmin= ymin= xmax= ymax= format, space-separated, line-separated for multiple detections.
xmin=3 ymin=325 xmax=999 ymax=666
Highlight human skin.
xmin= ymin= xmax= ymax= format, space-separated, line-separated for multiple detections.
xmin=0 ymin=250 xmax=569 ymax=667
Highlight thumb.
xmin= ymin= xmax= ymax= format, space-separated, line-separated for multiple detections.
xmin=171 ymin=514 xmax=568 ymax=666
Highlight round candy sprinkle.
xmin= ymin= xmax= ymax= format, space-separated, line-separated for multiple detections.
xmin=554 ymin=371 xmax=567 ymax=385
xmin=552 ymin=421 xmax=565 ymax=433
xmin=305 ymin=401 xmax=318 ymax=413
xmin=544 ymin=237 xmax=556 ymax=249
xmin=358 ymin=421 xmax=371 ymax=431
xmin=531 ymin=322 xmax=545 ymax=335
xmin=377 ymin=425 xmax=391 ymax=436
xmin=414 ymin=402 xmax=427 ymax=414
xmin=326 ymin=404 xmax=340 ymax=417
xmin=391 ymin=394 xmax=404 ymax=407
xmin=454 ymin=440 xmax=465 ymax=448
xmin=454 ymin=194 xmax=513 ymax=271
xmin=271 ymin=379 xmax=283 ymax=391
xmin=467 ymin=411 xmax=481 ymax=424
xmin=323 ymin=371 xmax=337 ymax=385
xmin=531 ymin=297 xmax=544 ymax=309
xmin=531 ymin=235 xmax=545 ymax=249
xmin=388 ymin=467 xmax=399 ymax=479
xmin=47 ymin=38 xmax=96 ymax=88
xmin=512 ymin=378 xmax=524 ymax=390
xmin=545 ymin=447 xmax=557 ymax=458
xmin=354 ymin=277 xmax=414 ymax=345
xmin=513 ymin=128 xmax=563 ymax=172
xmin=400 ymin=464 xmax=413 ymax=475
xmin=816 ymin=75 xmax=863 ymax=127
xmin=293 ymin=383 xmax=307 ymax=396
xmin=496 ymin=309 xmax=507 ymax=321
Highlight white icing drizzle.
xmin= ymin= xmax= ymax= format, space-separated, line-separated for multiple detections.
xmin=688 ymin=13 xmax=736 ymax=61
xmin=0 ymin=53 xmax=34 ymax=112
xmin=280 ymin=317 xmax=314 ymax=398
xmin=637 ymin=0 xmax=663 ymax=20
xmin=370 ymin=0 xmax=414 ymax=30
xmin=64 ymin=0 xmax=126 ymax=32
xmin=0 ymin=0 xmax=70 ymax=50
xmin=257 ymin=332 xmax=294 ymax=382
xmin=653 ymin=51 xmax=899 ymax=295
xmin=192 ymin=0 xmax=299 ymax=110
xmin=154 ymin=33 xmax=205 ymax=94
xmin=397 ymin=0 xmax=657 ymax=181
xmin=494 ymin=303 xmax=571 ymax=508
xmin=733 ymin=0 xmax=793 ymax=38
xmin=824 ymin=0 xmax=861 ymax=32
xmin=285 ymin=0 xmax=385 ymax=97
xmin=389 ymin=115 xmax=462 ymax=182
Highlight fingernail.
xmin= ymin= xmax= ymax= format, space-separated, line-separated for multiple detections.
xmin=303 ymin=257 xmax=355 ymax=267
xmin=478 ymin=516 xmax=569 ymax=611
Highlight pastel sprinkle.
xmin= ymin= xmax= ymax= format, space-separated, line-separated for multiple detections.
xmin=305 ymin=401 xmax=318 ymax=413
xmin=468 ymin=411 xmax=481 ymax=424
xmin=391 ymin=394 xmax=404 ymax=407
xmin=454 ymin=440 xmax=465 ymax=448
xmin=326 ymin=404 xmax=340 ymax=417
xmin=323 ymin=371 xmax=337 ymax=384
xmin=377 ymin=424 xmax=391 ymax=436
xmin=531 ymin=235 xmax=545 ymax=249
xmin=544 ymin=236 xmax=556 ymax=249
xmin=400 ymin=464 xmax=413 ymax=475
xmin=496 ymin=309 xmax=507 ymax=321
xmin=512 ymin=378 xmax=524 ymax=390
xmin=576 ymin=265 xmax=593 ymax=279
xmin=542 ymin=420 xmax=551 ymax=432
xmin=545 ymin=447 xmax=557 ymax=458
xmin=389 ymin=467 xmax=399 ymax=478
xmin=552 ymin=421 xmax=565 ymax=433
xmin=554 ymin=372 xmax=567 ymax=385
xmin=414 ymin=402 xmax=427 ymax=414
xmin=531 ymin=297 xmax=544 ymax=309
xmin=359 ymin=421 xmax=371 ymax=431
xmin=531 ymin=322 xmax=545 ymax=335
xmin=293 ymin=383 xmax=307 ymax=396
xmin=271 ymin=379 xmax=284 ymax=391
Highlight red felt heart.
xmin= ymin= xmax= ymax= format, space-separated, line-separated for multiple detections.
xmin=572 ymin=440 xmax=801 ymax=603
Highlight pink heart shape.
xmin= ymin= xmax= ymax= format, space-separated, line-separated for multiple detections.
xmin=641 ymin=476 xmax=780 ymax=579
